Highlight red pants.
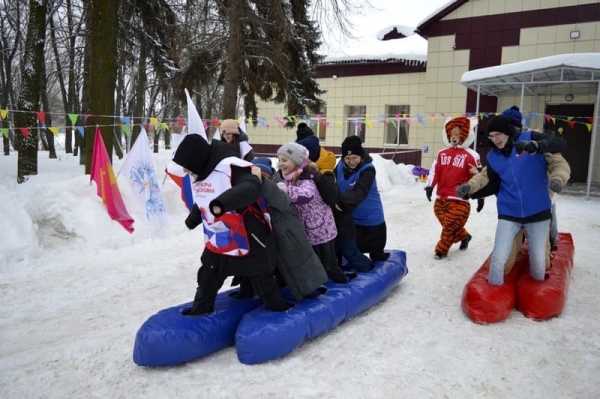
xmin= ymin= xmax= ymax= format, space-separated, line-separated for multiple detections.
xmin=434 ymin=198 xmax=470 ymax=255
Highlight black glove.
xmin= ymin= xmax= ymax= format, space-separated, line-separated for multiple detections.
xmin=550 ymin=178 xmax=563 ymax=193
xmin=185 ymin=204 xmax=202 ymax=230
xmin=456 ymin=183 xmax=471 ymax=199
xmin=476 ymin=198 xmax=485 ymax=213
xmin=515 ymin=140 xmax=539 ymax=154
xmin=424 ymin=186 xmax=433 ymax=202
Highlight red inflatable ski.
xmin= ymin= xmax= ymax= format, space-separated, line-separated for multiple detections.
xmin=462 ymin=233 xmax=574 ymax=324
xmin=517 ymin=233 xmax=575 ymax=320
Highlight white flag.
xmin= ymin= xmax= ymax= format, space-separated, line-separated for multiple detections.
xmin=185 ymin=88 xmax=207 ymax=140
xmin=119 ymin=128 xmax=167 ymax=225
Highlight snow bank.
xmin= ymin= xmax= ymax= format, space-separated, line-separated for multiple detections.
xmin=0 ymin=152 xmax=191 ymax=269
xmin=371 ymin=154 xmax=418 ymax=192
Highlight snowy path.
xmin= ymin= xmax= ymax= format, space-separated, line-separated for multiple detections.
xmin=1 ymin=153 xmax=599 ymax=399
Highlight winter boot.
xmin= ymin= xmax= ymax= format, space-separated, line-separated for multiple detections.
xmin=459 ymin=234 xmax=472 ymax=250
xmin=434 ymin=251 xmax=447 ymax=260
xmin=252 ymin=275 xmax=292 ymax=312
xmin=182 ymin=286 xmax=215 ymax=315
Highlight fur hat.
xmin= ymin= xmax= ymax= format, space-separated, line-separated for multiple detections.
xmin=220 ymin=119 xmax=239 ymax=134
xmin=277 ymin=142 xmax=309 ymax=167
xmin=252 ymin=157 xmax=274 ymax=177
xmin=487 ymin=115 xmax=516 ymax=137
xmin=501 ymin=106 xmax=523 ymax=128
xmin=445 ymin=117 xmax=470 ymax=143
xmin=341 ymin=135 xmax=365 ymax=158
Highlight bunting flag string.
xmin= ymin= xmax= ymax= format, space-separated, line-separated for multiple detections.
xmin=0 ymin=108 xmax=597 ymax=134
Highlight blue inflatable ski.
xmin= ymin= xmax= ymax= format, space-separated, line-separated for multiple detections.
xmin=235 ymin=250 xmax=408 ymax=364
xmin=133 ymin=290 xmax=260 ymax=367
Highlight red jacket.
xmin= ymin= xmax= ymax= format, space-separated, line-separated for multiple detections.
xmin=428 ymin=147 xmax=480 ymax=201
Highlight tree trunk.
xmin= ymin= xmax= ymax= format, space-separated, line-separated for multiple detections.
xmin=14 ymin=0 xmax=46 ymax=183
xmin=83 ymin=0 xmax=119 ymax=173
xmin=41 ymin=50 xmax=57 ymax=159
xmin=131 ymin=30 xmax=147 ymax=145
xmin=222 ymin=3 xmax=242 ymax=119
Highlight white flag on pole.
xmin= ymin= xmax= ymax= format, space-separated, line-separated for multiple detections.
xmin=119 ymin=127 xmax=167 ymax=225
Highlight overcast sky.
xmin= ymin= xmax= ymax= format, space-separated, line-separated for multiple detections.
xmin=317 ymin=0 xmax=451 ymax=60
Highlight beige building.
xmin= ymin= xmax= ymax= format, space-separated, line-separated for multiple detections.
xmin=248 ymin=0 xmax=600 ymax=187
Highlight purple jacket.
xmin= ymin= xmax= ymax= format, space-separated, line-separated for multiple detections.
xmin=284 ymin=177 xmax=337 ymax=246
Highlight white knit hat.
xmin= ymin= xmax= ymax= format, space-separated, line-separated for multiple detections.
xmin=277 ymin=142 xmax=309 ymax=166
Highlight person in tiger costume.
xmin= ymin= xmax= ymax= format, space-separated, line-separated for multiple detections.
xmin=425 ymin=116 xmax=483 ymax=259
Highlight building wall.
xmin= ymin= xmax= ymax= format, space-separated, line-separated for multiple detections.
xmin=250 ymin=72 xmax=426 ymax=149
xmin=442 ymin=0 xmax=597 ymax=20
xmin=250 ymin=1 xmax=600 ymax=181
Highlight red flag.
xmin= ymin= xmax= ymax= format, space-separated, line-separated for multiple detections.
xmin=19 ymin=128 xmax=30 ymax=139
xmin=90 ymin=128 xmax=135 ymax=233
xmin=36 ymin=111 xmax=46 ymax=125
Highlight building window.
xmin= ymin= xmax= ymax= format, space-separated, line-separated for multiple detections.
xmin=305 ymin=105 xmax=327 ymax=141
xmin=384 ymin=105 xmax=410 ymax=145
xmin=345 ymin=105 xmax=367 ymax=141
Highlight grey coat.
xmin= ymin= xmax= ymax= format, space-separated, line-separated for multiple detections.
xmin=260 ymin=179 xmax=328 ymax=299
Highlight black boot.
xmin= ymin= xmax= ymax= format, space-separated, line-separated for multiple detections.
xmin=434 ymin=251 xmax=447 ymax=260
xmin=252 ymin=275 xmax=292 ymax=312
xmin=182 ymin=264 xmax=224 ymax=316
xmin=182 ymin=286 xmax=215 ymax=315
xmin=326 ymin=264 xmax=349 ymax=283
xmin=459 ymin=234 xmax=472 ymax=250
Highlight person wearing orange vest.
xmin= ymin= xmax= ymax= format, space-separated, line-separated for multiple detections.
xmin=173 ymin=134 xmax=290 ymax=315
xmin=425 ymin=117 xmax=482 ymax=259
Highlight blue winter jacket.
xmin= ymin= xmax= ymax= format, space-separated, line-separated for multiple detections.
xmin=336 ymin=160 xmax=385 ymax=226
xmin=487 ymin=131 xmax=551 ymax=222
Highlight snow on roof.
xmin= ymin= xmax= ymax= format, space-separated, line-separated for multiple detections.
xmin=323 ymin=52 xmax=427 ymax=64
xmin=416 ymin=0 xmax=457 ymax=29
xmin=376 ymin=25 xmax=416 ymax=40
xmin=461 ymin=53 xmax=600 ymax=83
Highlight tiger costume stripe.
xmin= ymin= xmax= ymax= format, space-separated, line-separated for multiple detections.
xmin=434 ymin=198 xmax=471 ymax=255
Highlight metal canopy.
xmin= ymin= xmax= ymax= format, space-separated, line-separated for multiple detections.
xmin=460 ymin=53 xmax=600 ymax=199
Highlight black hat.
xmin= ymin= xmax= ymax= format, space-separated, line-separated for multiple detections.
xmin=341 ymin=135 xmax=365 ymax=157
xmin=297 ymin=135 xmax=321 ymax=162
xmin=487 ymin=115 xmax=516 ymax=137
xmin=173 ymin=134 xmax=237 ymax=180
xmin=296 ymin=122 xmax=315 ymax=141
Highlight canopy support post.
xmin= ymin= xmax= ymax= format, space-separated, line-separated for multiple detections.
xmin=586 ymin=81 xmax=600 ymax=199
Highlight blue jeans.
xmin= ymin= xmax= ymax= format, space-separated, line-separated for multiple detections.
xmin=489 ymin=219 xmax=550 ymax=285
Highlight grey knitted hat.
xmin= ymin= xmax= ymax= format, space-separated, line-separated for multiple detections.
xmin=277 ymin=142 xmax=309 ymax=166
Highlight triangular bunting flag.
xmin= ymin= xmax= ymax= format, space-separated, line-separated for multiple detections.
xmin=149 ymin=117 xmax=159 ymax=128
xmin=76 ymin=126 xmax=85 ymax=137
xmin=585 ymin=123 xmax=592 ymax=132
xmin=159 ymin=122 xmax=169 ymax=130
xmin=36 ymin=111 xmax=46 ymax=125
xmin=121 ymin=124 xmax=131 ymax=136
xmin=48 ymin=127 xmax=59 ymax=136
xmin=0 ymin=109 xmax=8 ymax=120
xmin=19 ymin=127 xmax=30 ymax=139
xmin=68 ymin=113 xmax=78 ymax=125
xmin=0 ymin=128 xmax=8 ymax=138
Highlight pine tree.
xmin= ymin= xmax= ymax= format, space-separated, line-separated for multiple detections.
xmin=220 ymin=0 xmax=324 ymax=121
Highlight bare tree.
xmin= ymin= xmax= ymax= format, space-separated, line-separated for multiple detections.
xmin=14 ymin=0 xmax=47 ymax=182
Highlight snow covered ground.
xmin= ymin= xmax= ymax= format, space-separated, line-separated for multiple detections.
xmin=1 ymin=150 xmax=599 ymax=399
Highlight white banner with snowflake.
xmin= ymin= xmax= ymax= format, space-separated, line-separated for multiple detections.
xmin=119 ymin=127 xmax=167 ymax=226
